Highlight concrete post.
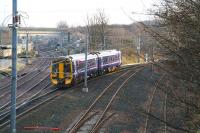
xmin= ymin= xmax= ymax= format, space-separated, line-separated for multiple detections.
xmin=11 ymin=0 xmax=18 ymax=132
xmin=26 ymin=33 xmax=28 ymax=65
xmin=82 ymin=35 xmax=88 ymax=92
xmin=137 ymin=33 xmax=141 ymax=63
xmin=0 ymin=28 xmax=2 ymax=46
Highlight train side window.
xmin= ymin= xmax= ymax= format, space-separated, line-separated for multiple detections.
xmin=114 ymin=55 xmax=117 ymax=62
xmin=103 ymin=56 xmax=109 ymax=64
xmin=77 ymin=61 xmax=85 ymax=71
xmin=88 ymin=59 xmax=96 ymax=68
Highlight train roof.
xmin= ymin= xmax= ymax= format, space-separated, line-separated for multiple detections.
xmin=62 ymin=49 xmax=121 ymax=61
xmin=97 ymin=49 xmax=121 ymax=57
xmin=67 ymin=53 xmax=97 ymax=61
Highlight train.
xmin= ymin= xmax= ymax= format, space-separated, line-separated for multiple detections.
xmin=50 ymin=49 xmax=122 ymax=88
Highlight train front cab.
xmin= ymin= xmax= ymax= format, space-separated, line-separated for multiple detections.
xmin=51 ymin=58 xmax=73 ymax=87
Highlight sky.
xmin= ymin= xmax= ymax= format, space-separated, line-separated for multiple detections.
xmin=0 ymin=0 xmax=156 ymax=27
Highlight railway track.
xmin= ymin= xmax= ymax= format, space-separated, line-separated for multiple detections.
xmin=0 ymin=81 xmax=52 ymax=122
xmin=0 ymin=44 xmax=64 ymax=90
xmin=67 ymin=66 xmax=144 ymax=133
xmin=0 ymin=66 xmax=50 ymax=102
xmin=0 ymin=58 xmax=48 ymax=88
xmin=0 ymin=42 xmax=56 ymax=98
xmin=0 ymin=73 xmax=50 ymax=110
xmin=0 ymin=43 xmax=59 ymax=128
xmin=0 ymin=42 xmax=142 ymax=131
xmin=0 ymin=85 xmax=59 ymax=128
xmin=143 ymin=75 xmax=165 ymax=133
xmin=0 ymin=44 xmax=56 ymax=127
xmin=0 ymin=44 xmax=50 ymax=90
xmin=0 ymin=42 xmax=68 ymax=129
xmin=0 ymin=60 xmax=50 ymax=93
xmin=0 ymin=62 xmax=141 ymax=130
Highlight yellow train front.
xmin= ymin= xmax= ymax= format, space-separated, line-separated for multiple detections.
xmin=50 ymin=58 xmax=74 ymax=87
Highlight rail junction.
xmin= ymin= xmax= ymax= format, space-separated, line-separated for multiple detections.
xmin=0 ymin=39 xmax=166 ymax=133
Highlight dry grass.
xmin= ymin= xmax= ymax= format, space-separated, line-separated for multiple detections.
xmin=121 ymin=47 xmax=145 ymax=64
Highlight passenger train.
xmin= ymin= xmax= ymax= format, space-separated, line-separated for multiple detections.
xmin=50 ymin=49 xmax=122 ymax=87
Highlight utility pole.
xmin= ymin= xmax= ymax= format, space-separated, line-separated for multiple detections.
xmin=11 ymin=0 xmax=18 ymax=132
xmin=151 ymin=41 xmax=155 ymax=72
xmin=164 ymin=93 xmax=167 ymax=133
xmin=67 ymin=32 xmax=70 ymax=43
xmin=59 ymin=31 xmax=63 ymax=55
xmin=145 ymin=53 xmax=148 ymax=63
xmin=103 ymin=36 xmax=105 ymax=50
xmin=82 ymin=35 xmax=88 ymax=92
xmin=137 ymin=33 xmax=141 ymax=63
xmin=26 ymin=33 xmax=28 ymax=65
xmin=0 ymin=28 xmax=2 ymax=46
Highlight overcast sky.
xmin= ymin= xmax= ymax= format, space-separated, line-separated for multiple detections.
xmin=0 ymin=0 xmax=155 ymax=27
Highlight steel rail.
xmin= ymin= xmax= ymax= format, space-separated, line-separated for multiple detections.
xmin=67 ymin=70 xmax=131 ymax=133
xmin=0 ymin=74 xmax=49 ymax=111
xmin=0 ymin=91 xmax=59 ymax=128
xmin=0 ymin=64 xmax=140 ymax=129
xmin=0 ymin=83 xmax=50 ymax=121
xmin=90 ymin=67 xmax=143 ymax=133
xmin=0 ymin=81 xmax=51 ymax=122
xmin=143 ymin=75 xmax=165 ymax=133
xmin=0 ymin=44 xmax=50 ymax=90
xmin=0 ymin=66 xmax=49 ymax=100
xmin=68 ymin=66 xmax=144 ymax=133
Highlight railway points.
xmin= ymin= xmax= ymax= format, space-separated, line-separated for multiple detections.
xmin=0 ymin=41 xmax=165 ymax=133
xmin=67 ymin=66 xmax=144 ymax=133
xmin=0 ymin=63 xmax=163 ymax=133
xmin=0 ymin=42 xmax=62 ymax=129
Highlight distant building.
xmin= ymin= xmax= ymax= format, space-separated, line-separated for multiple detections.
xmin=1 ymin=30 xmax=11 ymax=45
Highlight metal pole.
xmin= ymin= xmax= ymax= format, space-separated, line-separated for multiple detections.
xmin=103 ymin=36 xmax=105 ymax=50
xmin=11 ymin=0 xmax=18 ymax=132
xmin=0 ymin=27 xmax=2 ymax=46
xmin=82 ymin=35 xmax=88 ymax=92
xmin=26 ymin=33 xmax=28 ymax=65
xmin=164 ymin=93 xmax=167 ymax=133
xmin=59 ymin=31 xmax=63 ymax=55
xmin=68 ymin=32 xmax=70 ymax=43
xmin=137 ymin=33 xmax=141 ymax=63
xmin=151 ymin=41 xmax=154 ymax=72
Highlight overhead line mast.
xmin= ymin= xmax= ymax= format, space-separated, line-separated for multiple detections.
xmin=11 ymin=0 xmax=19 ymax=132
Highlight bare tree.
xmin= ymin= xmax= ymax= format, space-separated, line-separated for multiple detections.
xmin=138 ymin=0 xmax=200 ymax=132
xmin=56 ymin=21 xmax=68 ymax=53
xmin=96 ymin=9 xmax=109 ymax=50
xmin=57 ymin=21 xmax=68 ymax=30
xmin=85 ymin=9 xmax=109 ymax=51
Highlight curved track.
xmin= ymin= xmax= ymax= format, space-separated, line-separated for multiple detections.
xmin=67 ymin=66 xmax=144 ymax=133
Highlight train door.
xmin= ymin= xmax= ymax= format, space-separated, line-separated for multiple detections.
xmin=58 ymin=63 xmax=64 ymax=79
xmin=64 ymin=59 xmax=73 ymax=85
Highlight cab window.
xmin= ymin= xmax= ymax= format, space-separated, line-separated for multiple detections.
xmin=64 ymin=62 xmax=71 ymax=73
xmin=52 ymin=63 xmax=58 ymax=73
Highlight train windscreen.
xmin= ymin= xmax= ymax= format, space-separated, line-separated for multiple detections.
xmin=52 ymin=63 xmax=58 ymax=73
xmin=64 ymin=63 xmax=71 ymax=73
